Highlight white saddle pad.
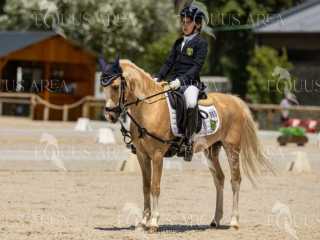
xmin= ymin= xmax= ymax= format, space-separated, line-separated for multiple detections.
xmin=165 ymin=94 xmax=220 ymax=137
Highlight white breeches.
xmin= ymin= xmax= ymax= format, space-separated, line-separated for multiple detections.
xmin=184 ymin=85 xmax=199 ymax=109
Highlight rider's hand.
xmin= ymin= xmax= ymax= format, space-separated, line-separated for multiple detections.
xmin=153 ymin=77 xmax=159 ymax=82
xmin=169 ymin=79 xmax=181 ymax=90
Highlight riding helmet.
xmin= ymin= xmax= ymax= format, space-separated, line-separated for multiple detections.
xmin=180 ymin=5 xmax=206 ymax=24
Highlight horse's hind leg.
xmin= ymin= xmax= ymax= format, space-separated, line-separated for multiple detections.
xmin=205 ymin=142 xmax=225 ymax=228
xmin=223 ymin=142 xmax=241 ymax=229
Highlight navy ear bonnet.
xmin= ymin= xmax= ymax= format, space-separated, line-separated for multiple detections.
xmin=99 ymin=56 xmax=123 ymax=87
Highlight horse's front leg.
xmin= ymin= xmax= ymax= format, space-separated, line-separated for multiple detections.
xmin=136 ymin=151 xmax=151 ymax=230
xmin=149 ymin=150 xmax=164 ymax=233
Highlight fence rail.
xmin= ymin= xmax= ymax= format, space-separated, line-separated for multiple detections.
xmin=0 ymin=93 xmax=319 ymax=128
xmin=0 ymin=93 xmax=102 ymax=121
xmin=248 ymin=103 xmax=320 ymax=113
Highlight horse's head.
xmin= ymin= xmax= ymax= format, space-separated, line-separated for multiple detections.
xmin=99 ymin=56 xmax=125 ymax=123
xmin=99 ymin=56 xmax=162 ymax=123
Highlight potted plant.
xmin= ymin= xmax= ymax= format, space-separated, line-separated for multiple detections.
xmin=277 ymin=127 xmax=308 ymax=146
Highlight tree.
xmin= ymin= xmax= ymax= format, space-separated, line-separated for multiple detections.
xmin=201 ymin=0 xmax=302 ymax=97
xmin=0 ymin=0 xmax=177 ymax=62
xmin=137 ymin=32 xmax=178 ymax=74
xmin=0 ymin=0 xmax=5 ymax=14
xmin=246 ymin=46 xmax=293 ymax=104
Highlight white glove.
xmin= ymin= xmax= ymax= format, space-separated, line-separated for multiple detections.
xmin=153 ymin=77 xmax=158 ymax=82
xmin=169 ymin=79 xmax=181 ymax=90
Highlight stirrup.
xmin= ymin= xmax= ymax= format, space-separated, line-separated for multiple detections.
xmin=183 ymin=141 xmax=193 ymax=162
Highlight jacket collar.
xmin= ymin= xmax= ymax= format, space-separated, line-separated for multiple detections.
xmin=181 ymin=33 xmax=200 ymax=51
xmin=183 ymin=32 xmax=198 ymax=42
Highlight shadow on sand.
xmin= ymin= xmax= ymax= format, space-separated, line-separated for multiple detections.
xmin=95 ymin=224 xmax=230 ymax=233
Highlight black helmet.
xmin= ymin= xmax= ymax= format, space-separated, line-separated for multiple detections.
xmin=180 ymin=5 xmax=206 ymax=24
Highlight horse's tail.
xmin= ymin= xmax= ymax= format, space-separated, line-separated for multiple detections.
xmin=233 ymin=96 xmax=275 ymax=185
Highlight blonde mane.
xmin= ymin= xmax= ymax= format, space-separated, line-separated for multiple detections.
xmin=120 ymin=59 xmax=163 ymax=97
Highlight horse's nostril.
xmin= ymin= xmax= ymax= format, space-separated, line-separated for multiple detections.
xmin=108 ymin=113 xmax=118 ymax=123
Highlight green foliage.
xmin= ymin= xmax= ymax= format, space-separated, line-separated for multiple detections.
xmin=0 ymin=0 xmax=303 ymax=89
xmin=279 ymin=127 xmax=305 ymax=137
xmin=0 ymin=0 xmax=177 ymax=61
xmin=137 ymin=32 xmax=178 ymax=74
xmin=0 ymin=0 xmax=5 ymax=14
xmin=246 ymin=46 xmax=293 ymax=104
xmin=138 ymin=31 xmax=211 ymax=76
xmin=202 ymin=0 xmax=301 ymax=96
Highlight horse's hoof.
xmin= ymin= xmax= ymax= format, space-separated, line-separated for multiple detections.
xmin=136 ymin=223 xmax=147 ymax=231
xmin=210 ymin=220 xmax=219 ymax=228
xmin=230 ymin=220 xmax=240 ymax=230
xmin=148 ymin=226 xmax=159 ymax=233
xmin=231 ymin=224 xmax=239 ymax=230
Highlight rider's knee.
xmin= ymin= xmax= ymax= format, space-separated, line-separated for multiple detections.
xmin=187 ymin=99 xmax=197 ymax=108
xmin=184 ymin=85 xmax=199 ymax=108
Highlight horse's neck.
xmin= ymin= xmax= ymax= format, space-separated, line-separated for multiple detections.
xmin=129 ymin=94 xmax=168 ymax=134
xmin=125 ymin=70 xmax=166 ymax=123
xmin=132 ymin=75 xmax=160 ymax=99
xmin=122 ymin=63 xmax=162 ymax=99
xmin=121 ymin=63 xmax=170 ymax=138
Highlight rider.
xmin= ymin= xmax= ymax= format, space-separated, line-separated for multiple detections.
xmin=154 ymin=4 xmax=208 ymax=161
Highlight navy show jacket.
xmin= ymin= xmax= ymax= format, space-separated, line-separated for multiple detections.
xmin=155 ymin=34 xmax=208 ymax=87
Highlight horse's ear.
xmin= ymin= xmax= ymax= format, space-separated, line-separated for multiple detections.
xmin=114 ymin=54 xmax=123 ymax=74
xmin=98 ymin=55 xmax=108 ymax=72
xmin=115 ymin=55 xmax=120 ymax=67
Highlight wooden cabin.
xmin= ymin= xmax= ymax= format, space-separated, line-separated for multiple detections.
xmin=0 ymin=31 xmax=96 ymax=120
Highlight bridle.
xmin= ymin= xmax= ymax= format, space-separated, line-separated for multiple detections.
xmin=101 ymin=72 xmax=127 ymax=115
xmin=101 ymin=72 xmax=174 ymax=145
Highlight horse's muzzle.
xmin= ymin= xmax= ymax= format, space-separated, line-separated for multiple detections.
xmin=104 ymin=109 xmax=119 ymax=123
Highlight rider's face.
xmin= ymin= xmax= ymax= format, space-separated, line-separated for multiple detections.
xmin=181 ymin=17 xmax=196 ymax=35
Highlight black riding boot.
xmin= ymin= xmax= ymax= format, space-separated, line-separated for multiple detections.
xmin=184 ymin=107 xmax=198 ymax=161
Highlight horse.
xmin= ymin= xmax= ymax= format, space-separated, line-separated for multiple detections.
xmin=100 ymin=57 xmax=273 ymax=232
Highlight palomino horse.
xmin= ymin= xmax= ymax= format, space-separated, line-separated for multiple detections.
xmin=101 ymin=58 xmax=273 ymax=232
